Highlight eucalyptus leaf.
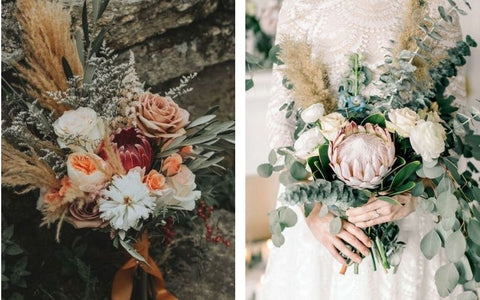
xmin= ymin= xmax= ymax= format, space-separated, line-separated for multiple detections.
xmin=278 ymin=207 xmax=298 ymax=227
xmin=246 ymin=78 xmax=254 ymax=90
xmin=420 ymin=230 xmax=441 ymax=259
xmin=437 ymin=191 xmax=458 ymax=218
xmin=455 ymin=255 xmax=473 ymax=282
xmin=434 ymin=263 xmax=460 ymax=297
xmin=421 ymin=164 xmax=445 ymax=179
xmin=257 ymin=163 xmax=273 ymax=178
xmin=419 ymin=197 xmax=435 ymax=213
xmin=268 ymin=149 xmax=277 ymax=165
xmin=445 ymin=231 xmax=467 ymax=262
xmin=467 ymin=220 xmax=480 ymax=245
xmin=410 ymin=181 xmax=425 ymax=197
xmin=457 ymin=291 xmax=477 ymax=300
xmin=329 ymin=217 xmax=342 ymax=235
xmin=272 ymin=234 xmax=285 ymax=247
xmin=290 ymin=161 xmax=308 ymax=181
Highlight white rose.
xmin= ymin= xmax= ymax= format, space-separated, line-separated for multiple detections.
xmin=294 ymin=127 xmax=325 ymax=160
xmin=320 ymin=113 xmax=348 ymax=141
xmin=54 ymin=107 xmax=105 ymax=152
xmin=301 ymin=103 xmax=325 ymax=124
xmin=67 ymin=153 xmax=109 ymax=193
xmin=160 ymin=165 xmax=201 ymax=210
xmin=386 ymin=108 xmax=419 ymax=137
xmin=410 ymin=120 xmax=446 ymax=162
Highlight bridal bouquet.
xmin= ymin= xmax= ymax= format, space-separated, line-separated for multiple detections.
xmin=2 ymin=1 xmax=233 ymax=299
xmin=259 ymin=0 xmax=479 ymax=297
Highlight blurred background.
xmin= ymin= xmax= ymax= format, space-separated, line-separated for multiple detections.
xmin=2 ymin=0 xmax=234 ymax=299
xmin=245 ymin=1 xmax=480 ymax=299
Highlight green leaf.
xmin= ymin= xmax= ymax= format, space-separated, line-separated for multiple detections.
xmin=82 ymin=1 xmax=90 ymax=48
xmin=61 ymin=57 xmax=74 ymax=81
xmin=361 ymin=113 xmax=386 ymax=127
xmin=83 ymin=63 xmax=96 ymax=85
xmin=457 ymin=291 xmax=477 ymax=300
xmin=75 ymin=29 xmax=85 ymax=66
xmin=419 ymin=197 xmax=435 ymax=213
xmin=119 ymin=239 xmax=148 ymax=266
xmin=329 ymin=217 xmax=342 ymax=235
xmin=90 ymin=27 xmax=108 ymax=58
xmin=390 ymin=160 xmax=421 ymax=189
xmin=268 ymin=44 xmax=283 ymax=65
xmin=318 ymin=144 xmax=330 ymax=171
xmin=377 ymin=196 xmax=401 ymax=205
xmin=467 ymin=220 xmax=480 ymax=245
xmin=272 ymin=234 xmax=285 ymax=247
xmin=307 ymin=156 xmax=321 ymax=179
xmin=187 ymin=115 xmax=216 ymax=129
xmin=420 ymin=230 xmax=441 ymax=259
xmin=438 ymin=6 xmax=448 ymax=22
xmin=257 ymin=163 xmax=273 ymax=178
xmin=455 ymin=255 xmax=473 ymax=282
xmin=6 ymin=244 xmax=23 ymax=256
xmin=435 ymin=263 xmax=460 ymax=297
xmin=466 ymin=35 xmax=477 ymax=47
xmin=96 ymin=0 xmax=110 ymax=21
xmin=3 ymin=225 xmax=14 ymax=240
xmin=420 ymin=163 xmax=444 ymax=179
xmin=279 ymin=170 xmax=296 ymax=185
xmin=290 ymin=161 xmax=308 ymax=181
xmin=437 ymin=191 xmax=458 ymax=218
xmin=445 ymin=231 xmax=467 ymax=262
xmin=278 ymin=207 xmax=298 ymax=227
xmin=390 ymin=181 xmax=416 ymax=196
xmin=246 ymin=52 xmax=261 ymax=65
xmin=411 ymin=181 xmax=425 ymax=197
xmin=268 ymin=149 xmax=277 ymax=165
xmin=246 ymin=79 xmax=254 ymax=91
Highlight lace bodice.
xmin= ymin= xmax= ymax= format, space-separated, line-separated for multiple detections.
xmin=266 ymin=0 xmax=466 ymax=148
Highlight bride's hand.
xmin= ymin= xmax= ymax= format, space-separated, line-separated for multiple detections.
xmin=346 ymin=194 xmax=417 ymax=228
xmin=306 ymin=203 xmax=372 ymax=265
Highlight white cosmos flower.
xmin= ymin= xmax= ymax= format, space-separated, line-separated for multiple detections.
xmin=99 ymin=169 xmax=155 ymax=231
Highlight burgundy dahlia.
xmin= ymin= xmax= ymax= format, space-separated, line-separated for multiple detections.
xmin=100 ymin=127 xmax=152 ymax=172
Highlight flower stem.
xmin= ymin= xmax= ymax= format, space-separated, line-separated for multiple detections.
xmin=140 ymin=268 xmax=148 ymax=300
xmin=354 ymin=262 xmax=359 ymax=274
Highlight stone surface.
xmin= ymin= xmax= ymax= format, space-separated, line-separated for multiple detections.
xmin=122 ymin=9 xmax=234 ymax=85
xmin=158 ymin=209 xmax=235 ymax=300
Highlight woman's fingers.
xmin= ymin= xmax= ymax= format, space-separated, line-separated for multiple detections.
xmin=346 ymin=198 xmax=386 ymax=219
xmin=337 ymin=230 xmax=370 ymax=257
xmin=347 ymin=209 xmax=382 ymax=223
xmin=355 ymin=215 xmax=391 ymax=228
xmin=332 ymin=237 xmax=362 ymax=263
xmin=343 ymin=222 xmax=372 ymax=248
xmin=327 ymin=243 xmax=347 ymax=265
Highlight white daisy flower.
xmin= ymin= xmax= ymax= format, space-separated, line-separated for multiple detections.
xmin=99 ymin=169 xmax=155 ymax=231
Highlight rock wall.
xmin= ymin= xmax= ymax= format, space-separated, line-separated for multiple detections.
xmin=2 ymin=0 xmax=235 ymax=119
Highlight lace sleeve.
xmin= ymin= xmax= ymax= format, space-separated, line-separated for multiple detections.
xmin=265 ymin=1 xmax=309 ymax=149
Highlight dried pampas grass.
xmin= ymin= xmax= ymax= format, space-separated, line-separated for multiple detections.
xmin=278 ymin=36 xmax=336 ymax=112
xmin=15 ymin=0 xmax=83 ymax=115
xmin=2 ymin=139 xmax=60 ymax=193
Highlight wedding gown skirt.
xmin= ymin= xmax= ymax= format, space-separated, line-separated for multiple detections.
xmin=260 ymin=199 xmax=460 ymax=300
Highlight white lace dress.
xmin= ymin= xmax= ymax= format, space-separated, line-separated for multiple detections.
xmin=261 ymin=0 xmax=467 ymax=299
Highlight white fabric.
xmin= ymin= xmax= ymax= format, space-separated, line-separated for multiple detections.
xmin=262 ymin=0 xmax=467 ymax=299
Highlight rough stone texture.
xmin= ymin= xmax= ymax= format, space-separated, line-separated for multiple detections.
xmin=66 ymin=0 xmax=219 ymax=49
xmin=159 ymin=209 xmax=235 ymax=300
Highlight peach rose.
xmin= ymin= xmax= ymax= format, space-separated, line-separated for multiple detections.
xmin=135 ymin=93 xmax=189 ymax=139
xmin=179 ymin=146 xmax=194 ymax=158
xmin=67 ymin=153 xmax=109 ymax=193
xmin=143 ymin=170 xmax=167 ymax=191
xmin=162 ymin=153 xmax=182 ymax=177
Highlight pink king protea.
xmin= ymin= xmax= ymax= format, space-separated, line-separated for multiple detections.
xmin=328 ymin=122 xmax=395 ymax=189
xmin=100 ymin=127 xmax=152 ymax=172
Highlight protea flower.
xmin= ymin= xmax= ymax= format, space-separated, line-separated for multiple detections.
xmin=100 ymin=127 xmax=152 ymax=172
xmin=328 ymin=122 xmax=395 ymax=189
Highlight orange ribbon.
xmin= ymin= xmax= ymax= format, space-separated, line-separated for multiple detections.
xmin=111 ymin=231 xmax=177 ymax=300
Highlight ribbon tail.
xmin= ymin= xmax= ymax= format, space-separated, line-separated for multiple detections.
xmin=143 ymin=256 xmax=177 ymax=300
xmin=111 ymin=262 xmax=136 ymax=300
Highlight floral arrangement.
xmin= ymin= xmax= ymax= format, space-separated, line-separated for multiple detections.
xmin=2 ymin=0 xmax=234 ymax=299
xmin=259 ymin=0 xmax=480 ymax=297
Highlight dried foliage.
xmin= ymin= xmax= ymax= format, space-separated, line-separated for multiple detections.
xmin=2 ymin=140 xmax=60 ymax=193
xmin=15 ymin=0 xmax=83 ymax=115
xmin=277 ymin=36 xmax=336 ymax=112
